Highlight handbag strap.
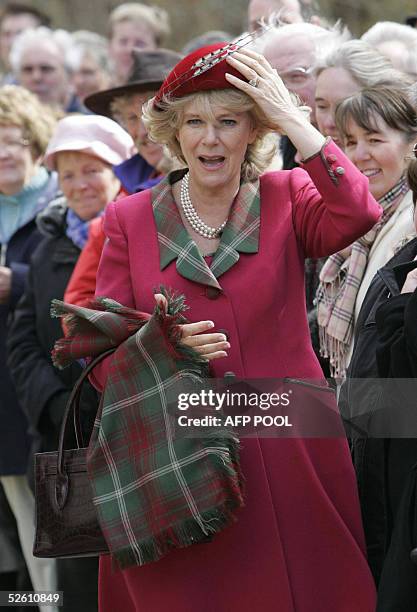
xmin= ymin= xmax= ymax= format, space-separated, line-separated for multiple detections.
xmin=57 ymin=348 xmax=115 ymax=478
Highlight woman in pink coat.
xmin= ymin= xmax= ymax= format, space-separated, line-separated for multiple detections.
xmin=92 ymin=42 xmax=381 ymax=611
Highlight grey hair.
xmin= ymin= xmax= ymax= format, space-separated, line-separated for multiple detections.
xmin=314 ymin=39 xmax=413 ymax=88
xmin=10 ymin=27 xmax=74 ymax=73
xmin=361 ymin=21 xmax=417 ymax=75
xmin=256 ymin=17 xmax=350 ymax=57
xmin=66 ymin=30 xmax=112 ymax=74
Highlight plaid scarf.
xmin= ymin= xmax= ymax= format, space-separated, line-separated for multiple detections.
xmin=316 ymin=176 xmax=409 ymax=378
xmin=51 ymin=291 xmax=243 ymax=569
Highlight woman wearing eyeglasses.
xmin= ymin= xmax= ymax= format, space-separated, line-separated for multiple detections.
xmin=0 ymin=85 xmax=59 ymax=610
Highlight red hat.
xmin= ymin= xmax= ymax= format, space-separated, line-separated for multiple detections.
xmin=154 ymin=41 xmax=250 ymax=106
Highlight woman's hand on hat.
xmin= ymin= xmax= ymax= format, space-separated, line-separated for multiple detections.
xmin=154 ymin=294 xmax=229 ymax=361
xmin=225 ymin=48 xmax=307 ymax=133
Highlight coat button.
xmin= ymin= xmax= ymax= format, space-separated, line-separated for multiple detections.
xmin=326 ymin=154 xmax=337 ymax=163
xmin=206 ymin=286 xmax=221 ymax=300
xmin=224 ymin=371 xmax=236 ymax=379
xmin=217 ymin=328 xmax=229 ymax=340
xmin=335 ymin=166 xmax=345 ymax=175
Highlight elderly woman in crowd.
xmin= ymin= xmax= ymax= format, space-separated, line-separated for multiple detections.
xmin=63 ymin=48 xmax=181 ymax=307
xmin=67 ymin=42 xmax=383 ymax=611
xmin=107 ymin=2 xmax=170 ymax=86
xmin=314 ymin=39 xmax=411 ymax=146
xmin=7 ymin=114 xmax=133 ymax=612
xmin=0 ymin=84 xmax=58 ymax=609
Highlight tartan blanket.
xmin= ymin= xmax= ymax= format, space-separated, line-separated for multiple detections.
xmin=51 ymin=291 xmax=243 ymax=569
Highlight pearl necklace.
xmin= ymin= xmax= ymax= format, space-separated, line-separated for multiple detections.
xmin=180 ymin=172 xmax=227 ymax=239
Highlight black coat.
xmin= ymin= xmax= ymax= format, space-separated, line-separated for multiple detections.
xmin=339 ymin=237 xmax=417 ymax=588
xmin=0 ymin=173 xmax=58 ymax=475
xmin=372 ymin=261 xmax=417 ymax=612
xmin=7 ymin=200 xmax=98 ymax=488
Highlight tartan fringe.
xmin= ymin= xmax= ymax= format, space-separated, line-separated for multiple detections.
xmin=319 ymin=325 xmax=348 ymax=379
xmin=110 ymin=440 xmax=244 ymax=570
xmin=50 ymin=290 xmax=192 ymax=370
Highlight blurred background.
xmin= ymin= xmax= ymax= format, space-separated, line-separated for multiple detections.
xmin=2 ymin=0 xmax=417 ymax=47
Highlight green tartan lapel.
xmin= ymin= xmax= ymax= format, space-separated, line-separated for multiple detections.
xmin=152 ymin=173 xmax=260 ymax=288
xmin=211 ymin=178 xmax=260 ymax=278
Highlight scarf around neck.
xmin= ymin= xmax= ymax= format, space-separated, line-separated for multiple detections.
xmin=51 ymin=290 xmax=243 ymax=569
xmin=0 ymin=166 xmax=49 ymax=244
xmin=65 ymin=208 xmax=103 ymax=250
xmin=316 ymin=176 xmax=409 ymax=378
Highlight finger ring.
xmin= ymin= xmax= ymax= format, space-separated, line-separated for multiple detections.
xmin=248 ymin=76 xmax=259 ymax=87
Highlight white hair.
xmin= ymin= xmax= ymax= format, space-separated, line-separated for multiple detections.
xmin=361 ymin=21 xmax=417 ymax=75
xmin=253 ymin=16 xmax=350 ymax=60
xmin=314 ymin=39 xmax=412 ymax=88
xmin=66 ymin=30 xmax=112 ymax=74
xmin=10 ymin=27 xmax=74 ymax=73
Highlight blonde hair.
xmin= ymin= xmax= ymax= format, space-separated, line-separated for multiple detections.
xmin=143 ymin=89 xmax=277 ymax=181
xmin=108 ymin=3 xmax=170 ymax=46
xmin=0 ymin=85 xmax=56 ymax=158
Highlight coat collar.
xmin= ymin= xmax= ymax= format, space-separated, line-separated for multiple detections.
xmin=152 ymin=170 xmax=260 ymax=289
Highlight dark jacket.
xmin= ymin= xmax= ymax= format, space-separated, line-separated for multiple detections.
xmin=372 ymin=260 xmax=417 ymax=612
xmin=7 ymin=198 xmax=99 ymax=489
xmin=113 ymin=152 xmax=162 ymax=195
xmin=0 ymin=173 xmax=58 ymax=475
xmin=339 ymin=237 xmax=417 ymax=586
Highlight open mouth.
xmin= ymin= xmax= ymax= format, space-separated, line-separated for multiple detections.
xmin=361 ymin=169 xmax=381 ymax=178
xmin=198 ymin=156 xmax=225 ymax=168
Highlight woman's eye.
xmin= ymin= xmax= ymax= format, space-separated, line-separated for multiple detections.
xmin=221 ymin=119 xmax=237 ymax=126
xmin=186 ymin=119 xmax=202 ymax=125
xmin=315 ymin=105 xmax=328 ymax=111
xmin=345 ymin=140 xmax=356 ymax=147
xmin=369 ymin=138 xmax=382 ymax=144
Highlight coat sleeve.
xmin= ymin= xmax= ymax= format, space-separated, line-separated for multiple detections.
xmin=290 ymin=139 xmax=382 ymax=258
xmin=64 ymin=217 xmax=106 ymax=307
xmin=375 ymin=291 xmax=417 ymax=378
xmin=90 ymin=200 xmax=136 ymax=391
xmin=7 ymin=265 xmax=69 ymax=429
xmin=8 ymin=261 xmax=29 ymax=308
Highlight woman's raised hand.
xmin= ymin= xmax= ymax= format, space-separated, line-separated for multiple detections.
xmin=226 ymin=47 xmax=325 ymax=159
xmin=225 ymin=48 xmax=309 ymax=133
xmin=154 ymin=294 xmax=229 ymax=361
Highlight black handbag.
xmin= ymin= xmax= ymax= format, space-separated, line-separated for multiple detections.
xmin=33 ymin=349 xmax=114 ymax=558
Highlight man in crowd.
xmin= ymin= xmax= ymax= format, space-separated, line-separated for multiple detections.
xmin=261 ymin=21 xmax=348 ymax=167
xmin=9 ymin=27 xmax=84 ymax=113
xmin=107 ymin=3 xmax=170 ymax=86
xmin=0 ymin=2 xmax=50 ymax=83
xmin=84 ymin=47 xmax=182 ymax=194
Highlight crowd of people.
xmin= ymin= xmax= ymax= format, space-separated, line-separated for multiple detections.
xmin=1 ymin=0 xmax=417 ymax=610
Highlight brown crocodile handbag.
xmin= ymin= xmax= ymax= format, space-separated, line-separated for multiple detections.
xmin=33 ymin=349 xmax=114 ymax=558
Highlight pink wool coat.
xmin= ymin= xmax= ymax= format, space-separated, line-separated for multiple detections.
xmin=93 ymin=140 xmax=381 ymax=612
